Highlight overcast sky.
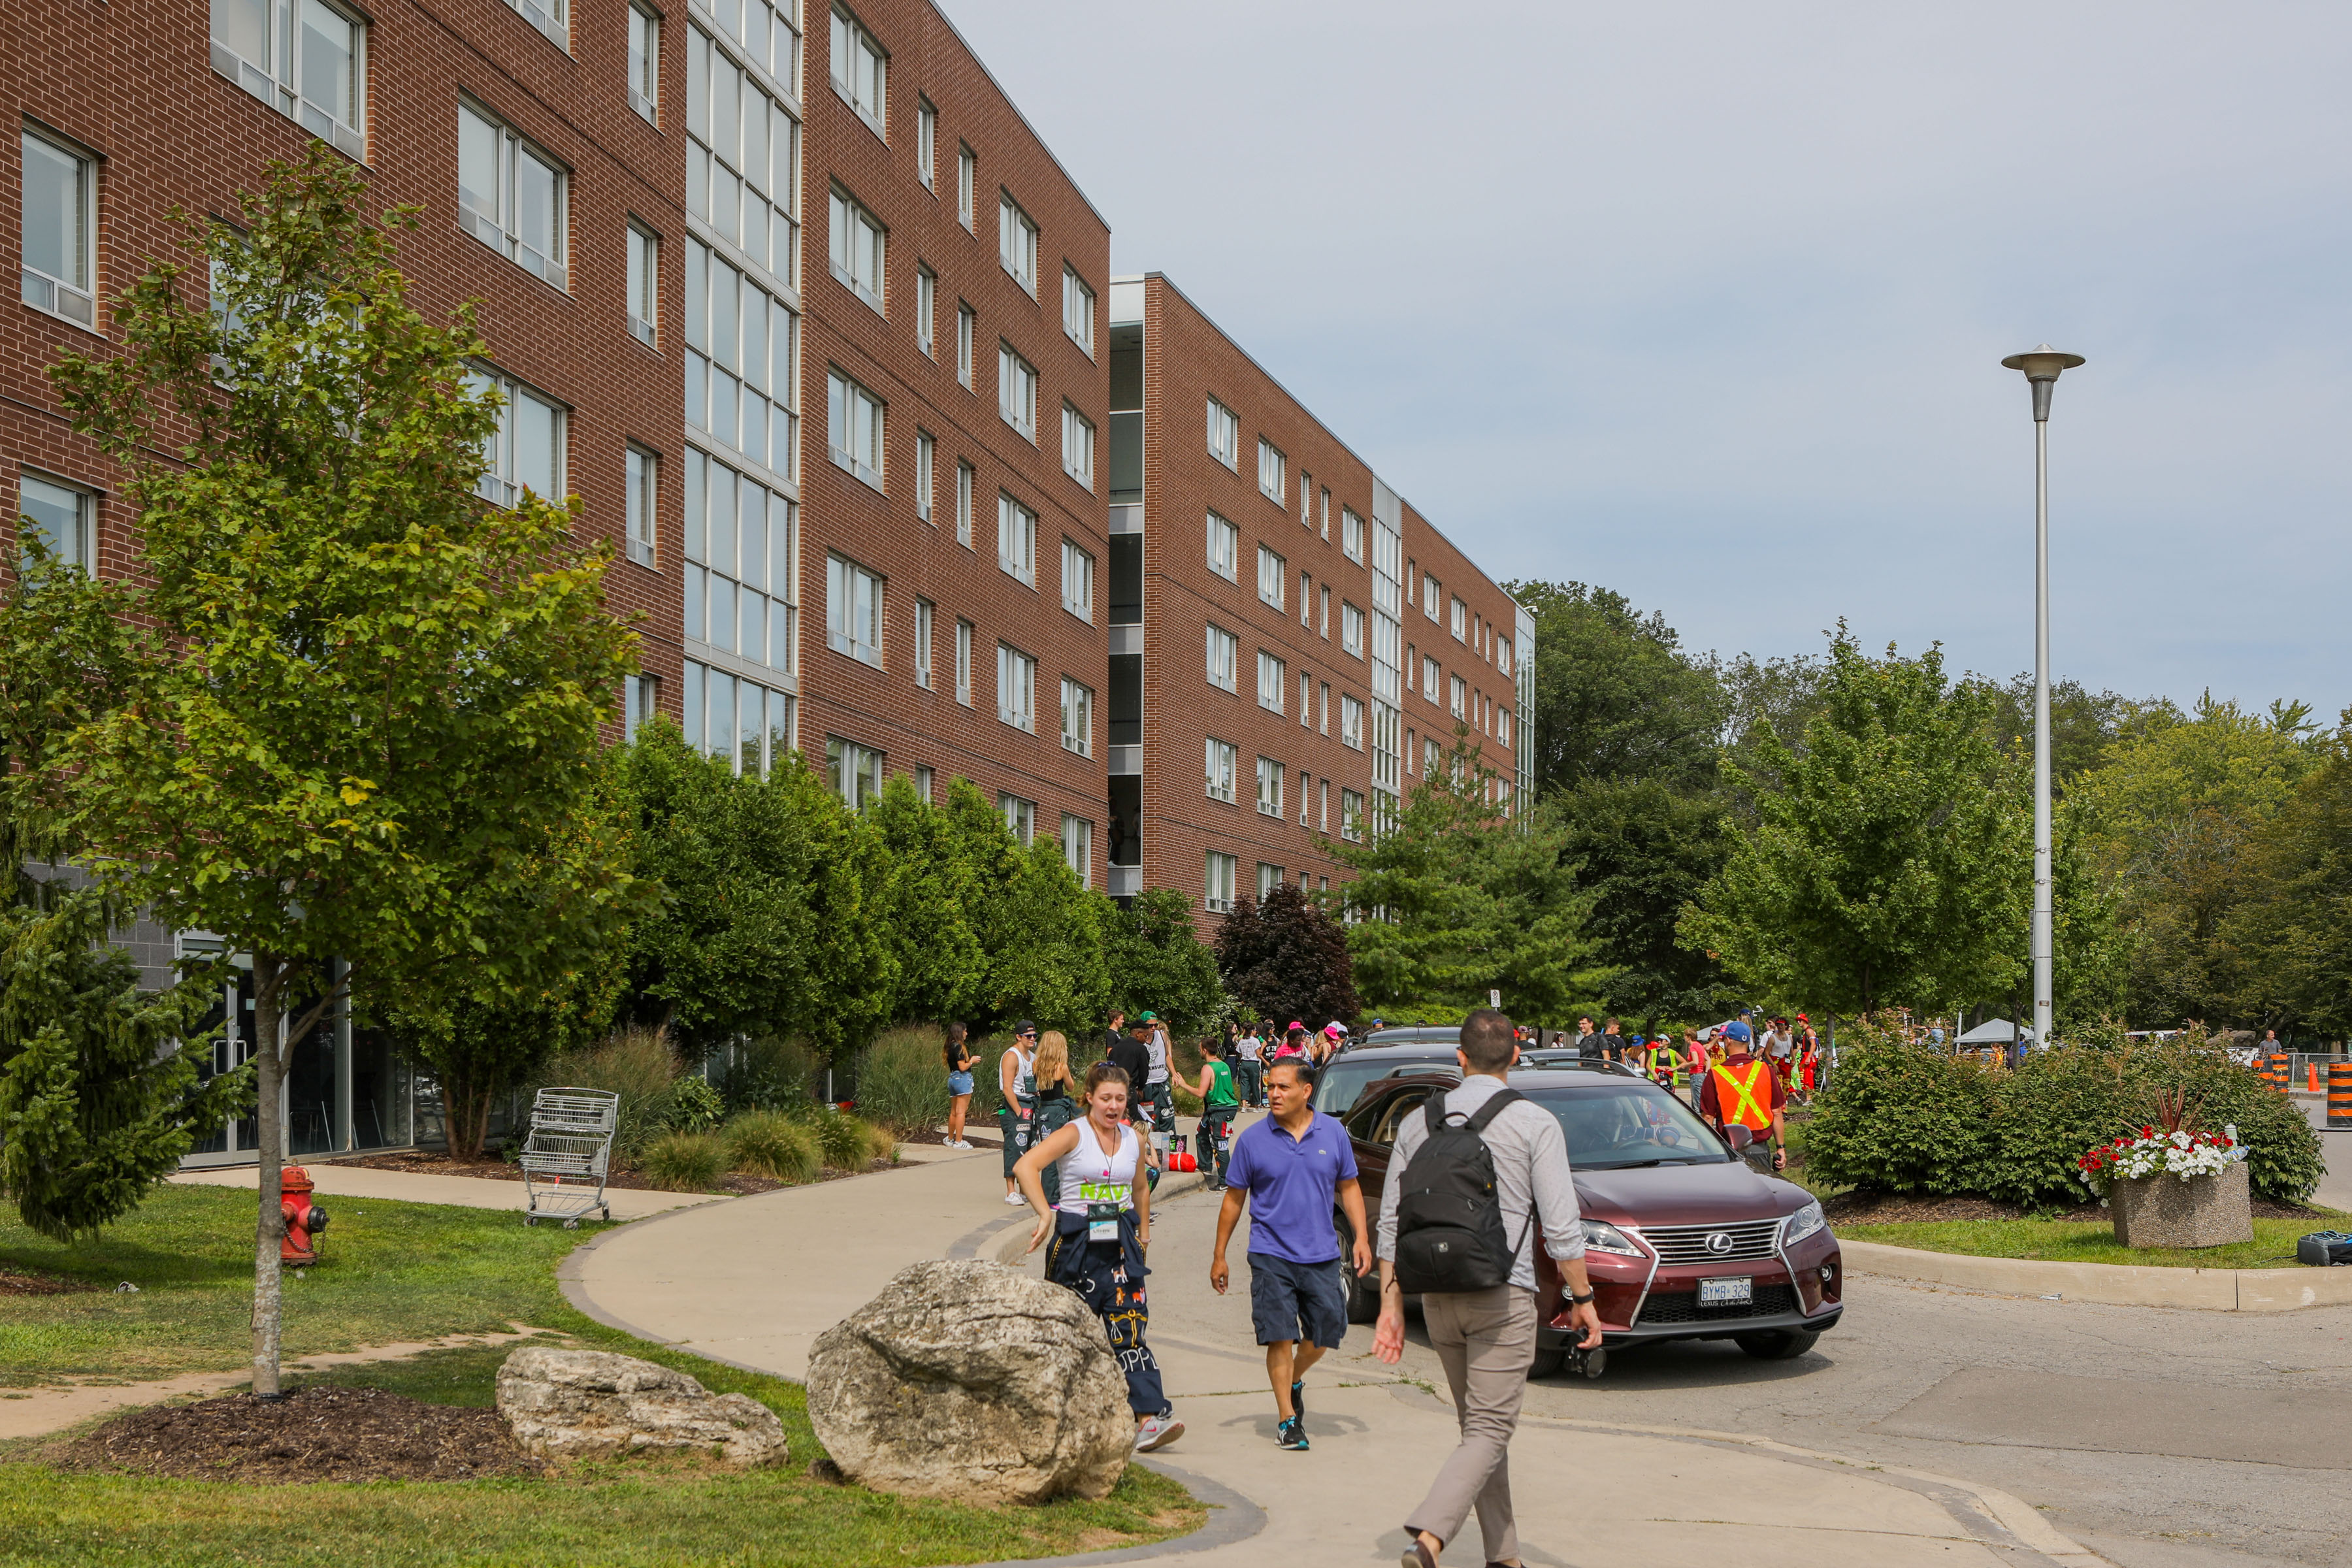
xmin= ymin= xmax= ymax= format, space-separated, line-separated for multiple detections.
xmin=946 ymin=1 xmax=2352 ymax=718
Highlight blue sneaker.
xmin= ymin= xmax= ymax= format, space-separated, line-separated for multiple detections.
xmin=1277 ymin=1415 xmax=1308 ymax=1450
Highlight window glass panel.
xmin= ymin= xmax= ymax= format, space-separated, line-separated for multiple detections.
xmin=17 ymin=474 xmax=91 ymax=570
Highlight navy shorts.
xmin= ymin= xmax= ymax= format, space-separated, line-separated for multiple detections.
xmin=1249 ymin=1252 xmax=1347 ymax=1349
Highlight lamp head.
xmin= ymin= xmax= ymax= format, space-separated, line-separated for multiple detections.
xmin=2001 ymin=345 xmax=2085 ymax=421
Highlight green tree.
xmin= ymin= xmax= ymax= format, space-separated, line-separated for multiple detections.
xmin=2221 ymin=715 xmax=2352 ymax=1037
xmin=1556 ymin=777 xmax=1739 ymax=1030
xmin=32 ymin=153 xmax=639 ymax=1392
xmin=866 ymin=773 xmax=988 ymax=1026
xmin=982 ymin=835 xmax=1110 ymax=1035
xmin=1680 ymin=630 xmax=2028 ymax=1017
xmin=1333 ymin=745 xmax=1614 ymax=1023
xmin=1503 ymin=580 xmax=1729 ymax=796
xmin=1213 ymin=882 xmax=1360 ymax=1030
xmin=1103 ymin=887 xmax=1224 ymax=1036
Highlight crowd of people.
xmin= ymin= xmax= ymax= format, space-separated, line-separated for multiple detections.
xmin=1547 ymin=1009 xmax=1827 ymax=1108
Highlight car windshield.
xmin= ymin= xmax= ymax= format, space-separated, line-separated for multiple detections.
xmin=1313 ymin=1057 xmax=1446 ymax=1116
xmin=1523 ymin=1084 xmax=1729 ymax=1170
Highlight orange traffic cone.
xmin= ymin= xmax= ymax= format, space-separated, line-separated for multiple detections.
xmin=2310 ymin=1062 xmax=2321 ymax=1092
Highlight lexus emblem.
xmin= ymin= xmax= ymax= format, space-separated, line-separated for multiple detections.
xmin=1705 ymin=1232 xmax=1735 ymax=1255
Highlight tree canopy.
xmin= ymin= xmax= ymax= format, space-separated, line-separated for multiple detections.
xmin=1213 ymin=883 xmax=1359 ymax=1029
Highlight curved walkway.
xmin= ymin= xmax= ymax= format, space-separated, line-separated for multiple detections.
xmin=570 ymin=1145 xmax=2106 ymax=1567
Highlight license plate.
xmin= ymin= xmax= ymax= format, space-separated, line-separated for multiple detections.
xmin=1698 ymin=1276 xmax=1754 ymax=1307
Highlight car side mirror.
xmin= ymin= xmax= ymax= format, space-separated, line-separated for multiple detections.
xmin=1723 ymin=1124 xmax=1752 ymax=1151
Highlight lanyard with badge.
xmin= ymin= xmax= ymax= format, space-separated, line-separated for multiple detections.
xmin=1077 ymin=1131 xmax=1129 ymax=1241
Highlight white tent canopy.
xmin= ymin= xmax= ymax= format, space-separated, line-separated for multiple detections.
xmin=1956 ymin=1019 xmax=2036 ymax=1045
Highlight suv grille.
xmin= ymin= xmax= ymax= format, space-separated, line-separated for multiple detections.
xmin=1637 ymin=1282 xmax=1797 ymax=1325
xmin=1637 ymin=1219 xmax=1781 ymax=1264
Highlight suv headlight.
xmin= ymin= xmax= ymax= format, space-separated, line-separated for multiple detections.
xmin=1780 ymin=1200 xmax=1825 ymax=1246
xmin=1581 ymin=1219 xmax=1646 ymax=1256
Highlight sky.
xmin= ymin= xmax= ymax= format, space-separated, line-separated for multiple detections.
xmin=944 ymin=1 xmax=2352 ymax=718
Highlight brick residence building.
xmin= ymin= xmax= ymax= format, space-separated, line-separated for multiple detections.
xmin=1107 ymin=274 xmax=1529 ymax=933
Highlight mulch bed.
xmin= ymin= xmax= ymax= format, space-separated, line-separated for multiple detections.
xmin=1826 ymin=1190 xmax=2335 ymax=1226
xmin=322 ymin=1149 xmax=790 ymax=1196
xmin=58 ymin=1386 xmax=543 ymax=1484
xmin=0 ymin=1269 xmax=99 ymax=1296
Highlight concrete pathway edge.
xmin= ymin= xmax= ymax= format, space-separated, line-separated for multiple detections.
xmin=1840 ymin=1236 xmax=2352 ymax=1311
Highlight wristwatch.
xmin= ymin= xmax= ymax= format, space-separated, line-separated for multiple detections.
xmin=1568 ymin=1289 xmax=1596 ymax=1305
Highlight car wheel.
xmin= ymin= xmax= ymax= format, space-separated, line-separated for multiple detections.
xmin=1734 ymin=1329 xmax=1820 ymax=1360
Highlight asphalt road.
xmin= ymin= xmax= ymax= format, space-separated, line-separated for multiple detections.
xmin=1117 ymin=1147 xmax=2352 ymax=1568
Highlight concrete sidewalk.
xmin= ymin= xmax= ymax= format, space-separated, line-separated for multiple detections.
xmin=170 ymin=1162 xmax=725 ymax=1221
xmin=570 ymin=1144 xmax=2105 ymax=1567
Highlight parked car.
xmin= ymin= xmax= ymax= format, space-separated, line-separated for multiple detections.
xmin=1334 ymin=1065 xmax=1841 ymax=1373
xmin=1357 ymin=1024 xmax=1461 ymax=1051
xmin=1309 ymin=1041 xmax=1464 ymax=1118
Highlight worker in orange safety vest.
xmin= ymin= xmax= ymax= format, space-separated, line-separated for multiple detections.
xmin=1696 ymin=1022 xmax=1788 ymax=1171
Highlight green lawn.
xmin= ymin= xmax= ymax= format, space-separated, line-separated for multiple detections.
xmin=1837 ymin=1215 xmax=2328 ymax=1270
xmin=0 ymin=1188 xmax=1205 ymax=1565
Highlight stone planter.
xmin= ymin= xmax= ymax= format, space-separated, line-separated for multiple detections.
xmin=2111 ymin=1160 xmax=2252 ymax=1249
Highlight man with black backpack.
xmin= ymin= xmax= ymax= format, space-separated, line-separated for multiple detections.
xmin=1373 ymin=1008 xmax=1601 ymax=1568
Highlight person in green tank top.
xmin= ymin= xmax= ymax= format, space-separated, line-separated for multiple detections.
xmin=1185 ymin=1037 xmax=1241 ymax=1192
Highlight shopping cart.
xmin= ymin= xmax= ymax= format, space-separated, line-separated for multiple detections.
xmin=519 ymin=1087 xmax=620 ymax=1228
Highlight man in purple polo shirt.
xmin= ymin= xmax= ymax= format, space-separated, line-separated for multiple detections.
xmin=1211 ymin=1056 xmax=1373 ymax=1451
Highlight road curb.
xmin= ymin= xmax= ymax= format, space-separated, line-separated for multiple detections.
xmin=1840 ymin=1237 xmax=2352 ymax=1311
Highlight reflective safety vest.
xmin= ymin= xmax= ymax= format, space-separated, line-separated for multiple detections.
xmin=1710 ymin=1058 xmax=1775 ymax=1132
xmin=1642 ymin=1043 xmax=1686 ymax=1087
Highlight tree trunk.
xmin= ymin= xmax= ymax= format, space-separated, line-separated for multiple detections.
xmin=250 ymin=951 xmax=286 ymax=1399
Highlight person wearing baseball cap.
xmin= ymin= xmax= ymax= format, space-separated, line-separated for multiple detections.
xmin=1697 ymin=1021 xmax=1786 ymax=1169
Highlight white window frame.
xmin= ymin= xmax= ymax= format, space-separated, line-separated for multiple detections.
xmin=1424 ymin=574 xmax=1442 ymax=621
xmin=458 ymin=101 xmax=568 ymax=287
xmin=1298 ymin=670 xmax=1311 ymax=727
xmin=1450 ymin=674 xmax=1466 ymax=719
xmin=1451 ymin=595 xmax=1468 ymax=640
xmin=955 ymin=617 xmax=973 ymax=704
xmin=16 ymin=470 xmax=96 ymax=572
xmin=825 ymin=552 xmax=885 ymax=668
xmin=915 ymin=429 xmax=934 ymax=523
xmin=628 ymin=4 xmax=661 ymax=122
xmin=1299 ymin=570 xmax=1312 ymax=627
xmin=1205 ymin=512 xmax=1238 ymax=581
xmin=955 ymin=459 xmax=974 ymax=546
xmin=998 ymin=192 xmax=1038 ymax=295
xmin=1341 ymin=789 xmax=1365 ymax=844
xmin=1256 ymin=755 xmax=1284 ymax=819
xmin=1319 ymin=681 xmax=1330 ymax=734
xmin=468 ymin=366 xmax=566 ymax=509
xmin=1256 ymin=650 xmax=1285 ymax=715
xmin=957 ymin=143 xmax=976 ymax=231
xmin=829 ymin=4 xmax=888 ymax=134
xmin=914 ymin=596 xmax=935 ymax=687
xmin=1060 ymin=676 xmax=1092 ymax=756
xmin=1343 ymin=506 xmax=1365 ymax=563
xmin=209 ymin=0 xmax=368 ymax=161
xmin=1342 ymin=601 xmax=1365 ymax=659
xmin=996 ymin=642 xmax=1036 ymax=733
xmin=18 ymin=127 xmax=97 ymax=328
xmin=1497 ymin=636 xmax=1513 ymax=676
xmin=1061 ymin=402 xmax=1095 ymax=489
xmin=1060 ymin=538 xmax=1094 ymax=623
xmin=956 ymin=302 xmax=975 ymax=387
xmin=826 ymin=367 xmax=885 ymax=489
xmin=827 ymin=736 xmax=887 ymax=808
xmin=1256 ymin=546 xmax=1286 ymax=611
xmin=1062 ymin=814 xmax=1092 ymax=886
xmin=1205 ymin=849 xmax=1237 ymax=913
xmin=1205 ymin=624 xmax=1237 ymax=693
xmin=1341 ymin=694 xmax=1365 ymax=751
xmin=997 ymin=492 xmax=1037 ymax=585
xmin=828 ymin=185 xmax=887 ymax=314
xmin=916 ymin=97 xmax=936 ymax=188
xmin=1206 ymin=396 xmax=1239 ymax=470
xmin=1257 ymin=438 xmax=1285 ymax=505
xmin=1299 ymin=769 xmax=1311 ymax=827
xmin=1000 ymin=792 xmax=1037 ymax=845
xmin=626 ymin=221 xmax=659 ymax=346
xmin=998 ymin=341 xmax=1037 ymax=441
xmin=915 ymin=265 xmax=935 ymax=356
xmin=1424 ymin=655 xmax=1443 ymax=702
xmin=1062 ymin=265 xmax=1096 ymax=355
xmin=1204 ymin=739 xmax=1237 ymax=804
xmin=625 ymin=444 xmax=657 ymax=567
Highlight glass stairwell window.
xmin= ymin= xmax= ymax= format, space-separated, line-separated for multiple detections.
xmin=210 ymin=0 xmax=367 ymax=160
xmin=459 ymin=102 xmax=567 ymax=287
xmin=688 ymin=240 xmax=798 ymax=477
xmin=685 ymin=448 xmax=795 ymax=674
xmin=687 ymin=20 xmax=800 ymax=284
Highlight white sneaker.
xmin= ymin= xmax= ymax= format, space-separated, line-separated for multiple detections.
xmin=1134 ymin=1415 xmax=1184 ymax=1452
xmin=1005 ymin=1191 xmax=1026 ymax=1205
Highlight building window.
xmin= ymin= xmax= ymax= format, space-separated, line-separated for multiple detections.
xmin=210 ymin=0 xmax=367 ymax=160
xmin=1205 ymin=512 xmax=1238 ymax=581
xmin=626 ymin=4 xmax=660 ymax=121
xmin=18 ymin=128 xmax=97 ymax=329
xmin=1000 ymin=793 xmax=1036 ymax=845
xmin=685 ymin=448 xmax=794 ymax=672
xmin=914 ymin=596 xmax=934 ymax=687
xmin=623 ymin=673 xmax=660 ymax=741
xmin=827 ymin=186 xmax=885 ymax=313
xmin=1256 ymin=438 xmax=1285 ymax=505
xmin=1256 ymin=651 xmax=1285 ymax=714
xmin=1318 ymin=681 xmax=1330 ymax=734
xmin=916 ymin=97 xmax=936 ymax=188
xmin=1298 ymin=670 xmax=1311 ymax=727
xmin=958 ymin=143 xmax=976 ymax=230
xmin=998 ymin=193 xmax=1037 ymax=294
xmin=1320 ymin=487 xmax=1332 ymax=540
xmin=1450 ymin=595 xmax=1467 ymax=640
xmin=998 ymin=342 xmax=1037 ymax=441
xmin=1061 ymin=403 xmax=1095 ymax=489
xmin=685 ymin=240 xmax=795 ymax=475
xmin=1449 ymin=674 xmax=1466 ymax=719
xmin=1497 ymin=708 xmax=1512 ymax=746
xmin=1424 ymin=574 xmax=1441 ymax=620
xmin=1256 ymin=756 xmax=1284 ymax=819
xmin=1062 ymin=265 xmax=1096 ymax=355
xmin=1060 ymin=677 xmax=1092 ymax=756
xmin=826 ymin=736 xmax=886 ymax=808
xmin=1423 ymin=655 xmax=1442 ymax=702
xmin=915 ymin=265 xmax=935 ymax=355
xmin=1204 ymin=624 xmax=1237 ymax=693
xmin=1256 ymin=546 xmax=1285 ymax=611
xmin=1206 ymin=396 xmax=1239 ymax=470
xmin=1341 ymin=789 xmax=1365 ymax=843
xmin=467 ymin=367 xmax=564 ymax=508
xmin=826 ymin=367 xmax=884 ymax=489
xmin=625 ymin=222 xmax=659 ymax=346
xmin=998 ymin=493 xmax=1037 ymax=585
xmin=914 ymin=763 xmax=935 ymax=800
xmin=16 ymin=472 xmax=95 ymax=572
xmin=956 ymin=302 xmax=975 ymax=388
xmin=1424 ymin=735 xmax=1443 ymax=777
xmin=1342 ymin=601 xmax=1365 ymax=659
xmin=459 ymin=102 xmax=567 ymax=287
xmin=1343 ymin=507 xmax=1364 ymax=563
xmin=996 ymin=643 xmax=1035 ymax=732
xmin=1299 ymin=470 xmax=1312 ymax=529
xmin=955 ymin=617 xmax=973 ymax=703
xmin=685 ymin=20 xmax=798 ymax=283
xmin=825 ymin=553 xmax=884 ymax=667
xmin=1205 ymin=850 xmax=1237 ymax=913
xmin=1298 ymin=769 xmax=1311 ymax=826
xmin=829 ymin=5 xmax=887 ymax=132
xmin=1298 ymin=571 xmax=1313 ymax=627
xmin=1204 ymin=739 xmax=1237 ymax=804
xmin=1341 ymin=694 xmax=1365 ymax=751
xmin=625 ymin=444 xmax=657 ymax=567
xmin=955 ymin=459 xmax=974 ymax=545
xmin=1060 ymin=538 xmax=1094 ymax=622
xmin=915 ymin=429 xmax=934 ymax=522
xmin=683 ymin=660 xmax=794 ymax=776
xmin=1318 ymin=777 xmax=1330 ymax=832
xmin=1258 ymin=862 xmax=1284 ymax=901
xmin=1062 ymin=815 xmax=1092 ymax=887
xmin=1319 ymin=583 xmax=1330 ymax=637
xmin=1497 ymin=636 xmax=1514 ymax=677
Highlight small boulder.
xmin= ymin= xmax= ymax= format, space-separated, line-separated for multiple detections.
xmin=496 ymin=1345 xmax=787 ymax=1467
xmin=806 ymin=1259 xmax=1131 ymax=1505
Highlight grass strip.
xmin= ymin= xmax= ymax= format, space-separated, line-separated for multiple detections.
xmin=1838 ymin=1214 xmax=2329 ymax=1269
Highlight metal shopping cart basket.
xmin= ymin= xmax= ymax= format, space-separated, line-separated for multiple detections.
xmin=520 ymin=1087 xmax=620 ymax=1228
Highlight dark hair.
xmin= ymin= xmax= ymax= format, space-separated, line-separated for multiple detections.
xmin=1264 ymin=1056 xmax=1311 ymax=1086
xmin=1201 ymin=1036 xmax=1224 ymax=1059
xmin=943 ymin=1022 xmax=968 ymax=1071
xmin=1460 ymin=1008 xmax=1516 ymax=1072
xmin=1084 ymin=1062 xmax=1132 ymax=1098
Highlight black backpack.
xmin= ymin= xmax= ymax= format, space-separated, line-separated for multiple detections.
xmin=1393 ymin=1090 xmax=1531 ymax=1295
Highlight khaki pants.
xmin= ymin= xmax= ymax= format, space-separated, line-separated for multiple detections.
xmin=1405 ymin=1284 xmax=1537 ymax=1563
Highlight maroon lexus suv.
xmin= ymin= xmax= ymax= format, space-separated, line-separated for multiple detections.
xmin=1335 ymin=1062 xmax=1841 ymax=1371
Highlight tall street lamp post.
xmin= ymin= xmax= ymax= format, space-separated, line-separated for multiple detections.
xmin=2000 ymin=345 xmax=2085 ymax=1052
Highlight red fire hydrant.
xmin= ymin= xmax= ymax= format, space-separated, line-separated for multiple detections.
xmin=280 ymin=1166 xmax=329 ymax=1266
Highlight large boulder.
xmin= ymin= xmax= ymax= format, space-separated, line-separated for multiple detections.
xmin=806 ymin=1259 xmax=1131 ymax=1505
xmin=496 ymin=1345 xmax=788 ymax=1467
